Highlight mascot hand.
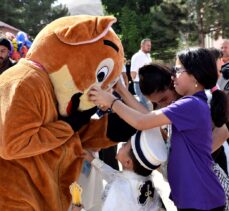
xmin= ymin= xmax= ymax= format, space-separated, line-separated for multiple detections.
xmin=60 ymin=93 xmax=97 ymax=131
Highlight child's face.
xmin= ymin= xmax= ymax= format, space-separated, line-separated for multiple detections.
xmin=116 ymin=140 xmax=132 ymax=167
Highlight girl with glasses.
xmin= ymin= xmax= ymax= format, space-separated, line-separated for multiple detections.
xmin=89 ymin=48 xmax=228 ymax=210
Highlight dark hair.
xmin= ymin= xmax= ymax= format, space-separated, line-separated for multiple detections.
xmin=208 ymin=47 xmax=223 ymax=61
xmin=210 ymin=90 xmax=229 ymax=127
xmin=0 ymin=37 xmax=11 ymax=51
xmin=128 ymin=148 xmax=152 ymax=177
xmin=139 ymin=63 xmax=173 ymax=96
xmin=177 ymin=48 xmax=228 ymax=127
xmin=177 ymin=48 xmax=218 ymax=89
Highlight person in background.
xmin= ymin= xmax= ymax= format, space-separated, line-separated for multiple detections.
xmin=5 ymin=32 xmax=21 ymax=62
xmin=221 ymin=39 xmax=229 ymax=64
xmin=217 ymin=42 xmax=229 ymax=95
xmin=0 ymin=37 xmax=16 ymax=74
xmin=89 ymin=48 xmax=228 ymax=210
xmin=130 ymin=38 xmax=152 ymax=109
xmin=125 ymin=59 xmax=135 ymax=95
xmin=220 ymin=40 xmax=229 ymax=94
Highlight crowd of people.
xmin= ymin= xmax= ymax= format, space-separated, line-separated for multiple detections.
xmin=72 ymin=40 xmax=229 ymax=211
xmin=1 ymin=27 xmax=229 ymax=211
xmin=0 ymin=31 xmax=32 ymax=74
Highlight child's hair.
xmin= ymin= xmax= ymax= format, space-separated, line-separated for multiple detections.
xmin=139 ymin=63 xmax=174 ymax=96
xmin=177 ymin=48 xmax=228 ymax=127
xmin=128 ymin=148 xmax=152 ymax=177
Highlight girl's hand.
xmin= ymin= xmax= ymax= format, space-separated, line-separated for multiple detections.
xmin=88 ymin=86 xmax=115 ymax=109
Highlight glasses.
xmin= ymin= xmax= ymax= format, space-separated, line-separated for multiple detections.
xmin=172 ymin=66 xmax=186 ymax=75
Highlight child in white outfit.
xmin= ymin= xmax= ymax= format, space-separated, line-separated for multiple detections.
xmin=72 ymin=127 xmax=167 ymax=211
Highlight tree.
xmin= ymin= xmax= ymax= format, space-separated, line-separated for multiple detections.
xmin=102 ymin=0 xmax=229 ymax=60
xmin=222 ymin=0 xmax=229 ymax=38
xmin=0 ymin=0 xmax=69 ymax=38
xmin=184 ymin=0 xmax=228 ymax=47
xmin=150 ymin=1 xmax=188 ymax=60
xmin=119 ymin=7 xmax=139 ymax=55
xmin=102 ymin=0 xmax=187 ymax=61
xmin=0 ymin=0 xmax=22 ymax=29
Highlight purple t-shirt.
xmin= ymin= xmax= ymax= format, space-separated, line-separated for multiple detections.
xmin=161 ymin=91 xmax=225 ymax=209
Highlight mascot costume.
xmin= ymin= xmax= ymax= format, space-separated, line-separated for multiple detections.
xmin=0 ymin=16 xmax=135 ymax=211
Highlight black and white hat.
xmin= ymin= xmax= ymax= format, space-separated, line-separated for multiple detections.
xmin=131 ymin=127 xmax=168 ymax=170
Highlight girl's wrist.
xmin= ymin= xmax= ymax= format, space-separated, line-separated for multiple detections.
xmin=110 ymin=98 xmax=121 ymax=111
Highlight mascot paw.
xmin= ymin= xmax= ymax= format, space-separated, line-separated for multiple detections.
xmin=60 ymin=93 xmax=97 ymax=131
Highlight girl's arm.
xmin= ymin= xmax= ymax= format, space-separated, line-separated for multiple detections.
xmin=89 ymin=86 xmax=171 ymax=130
xmin=114 ymin=79 xmax=149 ymax=113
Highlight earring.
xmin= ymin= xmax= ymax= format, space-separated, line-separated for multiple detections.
xmin=195 ymin=83 xmax=198 ymax=88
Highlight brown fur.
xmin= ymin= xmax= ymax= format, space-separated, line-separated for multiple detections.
xmin=0 ymin=15 xmax=123 ymax=210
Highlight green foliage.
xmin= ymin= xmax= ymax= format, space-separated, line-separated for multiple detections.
xmin=48 ymin=4 xmax=69 ymax=21
xmin=102 ymin=0 xmax=187 ymax=61
xmin=222 ymin=0 xmax=229 ymax=38
xmin=0 ymin=0 xmax=69 ymax=38
xmin=118 ymin=6 xmax=155 ymax=58
xmin=150 ymin=1 xmax=187 ymax=60
xmin=184 ymin=0 xmax=228 ymax=46
xmin=102 ymin=0 xmax=228 ymax=61
xmin=119 ymin=7 xmax=139 ymax=56
xmin=0 ymin=0 xmax=21 ymax=28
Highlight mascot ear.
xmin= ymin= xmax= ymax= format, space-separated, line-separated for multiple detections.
xmin=55 ymin=16 xmax=116 ymax=45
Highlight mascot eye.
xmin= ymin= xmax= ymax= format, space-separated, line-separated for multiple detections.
xmin=97 ymin=66 xmax=109 ymax=83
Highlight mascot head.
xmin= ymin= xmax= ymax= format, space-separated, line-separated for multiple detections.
xmin=26 ymin=15 xmax=124 ymax=115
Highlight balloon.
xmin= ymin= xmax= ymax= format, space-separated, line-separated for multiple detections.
xmin=16 ymin=31 xmax=27 ymax=45
xmin=16 ymin=31 xmax=32 ymax=52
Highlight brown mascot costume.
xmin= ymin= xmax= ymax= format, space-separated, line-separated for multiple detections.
xmin=0 ymin=16 xmax=135 ymax=210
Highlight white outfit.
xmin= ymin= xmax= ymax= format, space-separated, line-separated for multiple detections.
xmin=130 ymin=50 xmax=152 ymax=82
xmin=77 ymin=153 xmax=104 ymax=211
xmin=91 ymin=158 xmax=161 ymax=211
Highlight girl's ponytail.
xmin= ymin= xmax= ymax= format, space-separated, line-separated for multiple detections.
xmin=210 ymin=89 xmax=229 ymax=127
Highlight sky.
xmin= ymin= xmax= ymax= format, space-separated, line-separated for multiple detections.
xmin=56 ymin=0 xmax=103 ymax=15
xmin=55 ymin=0 xmax=103 ymax=15
xmin=56 ymin=0 xmax=102 ymax=6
